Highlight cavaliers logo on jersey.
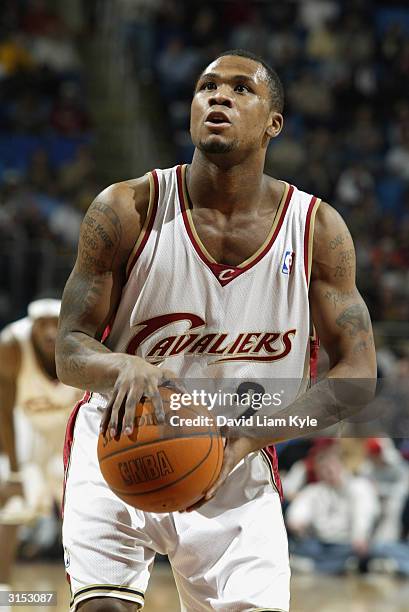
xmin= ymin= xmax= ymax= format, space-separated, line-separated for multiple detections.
xmin=126 ymin=313 xmax=296 ymax=365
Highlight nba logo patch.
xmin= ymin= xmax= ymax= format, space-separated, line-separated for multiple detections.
xmin=282 ymin=250 xmax=295 ymax=275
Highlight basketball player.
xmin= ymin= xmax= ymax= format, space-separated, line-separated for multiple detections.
xmin=56 ymin=50 xmax=376 ymax=611
xmin=0 ymin=299 xmax=81 ymax=586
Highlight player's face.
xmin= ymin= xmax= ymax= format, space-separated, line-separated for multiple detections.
xmin=31 ymin=316 xmax=58 ymax=360
xmin=315 ymin=452 xmax=344 ymax=487
xmin=190 ymin=56 xmax=281 ymax=156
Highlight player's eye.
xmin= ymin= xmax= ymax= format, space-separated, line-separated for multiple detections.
xmin=235 ymin=84 xmax=250 ymax=93
xmin=200 ymin=81 xmax=217 ymax=91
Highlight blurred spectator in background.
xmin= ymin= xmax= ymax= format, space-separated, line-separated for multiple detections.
xmin=359 ymin=438 xmax=409 ymax=543
xmin=286 ymin=442 xmax=379 ymax=574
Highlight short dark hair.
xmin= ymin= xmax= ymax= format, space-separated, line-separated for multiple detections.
xmin=211 ymin=49 xmax=284 ymax=113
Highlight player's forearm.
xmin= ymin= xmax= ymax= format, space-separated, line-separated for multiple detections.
xmin=56 ymin=331 xmax=127 ymax=392
xmin=251 ymin=362 xmax=376 ymax=448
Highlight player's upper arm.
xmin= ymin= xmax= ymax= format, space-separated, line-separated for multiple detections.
xmin=0 ymin=329 xmax=21 ymax=383
xmin=58 ymin=175 xmax=151 ymax=341
xmin=309 ymin=202 xmax=376 ymax=378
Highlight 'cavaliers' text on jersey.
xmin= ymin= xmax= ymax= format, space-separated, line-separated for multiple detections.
xmin=103 ymin=165 xmax=321 ymax=398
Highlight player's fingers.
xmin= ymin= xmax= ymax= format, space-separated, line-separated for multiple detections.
xmin=161 ymin=376 xmax=188 ymax=398
xmin=123 ymin=385 xmax=141 ymax=435
xmin=100 ymin=390 xmax=117 ymax=436
xmin=109 ymin=387 xmax=127 ymax=438
xmin=146 ymin=379 xmax=165 ymax=424
xmin=160 ymin=369 xmax=187 ymax=393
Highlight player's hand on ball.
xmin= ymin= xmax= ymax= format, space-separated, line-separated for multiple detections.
xmin=183 ymin=435 xmax=259 ymax=512
xmin=100 ymin=355 xmax=177 ymax=439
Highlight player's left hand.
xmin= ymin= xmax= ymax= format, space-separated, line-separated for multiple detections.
xmin=182 ymin=435 xmax=261 ymax=512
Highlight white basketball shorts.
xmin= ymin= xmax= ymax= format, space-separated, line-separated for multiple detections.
xmin=62 ymin=395 xmax=290 ymax=612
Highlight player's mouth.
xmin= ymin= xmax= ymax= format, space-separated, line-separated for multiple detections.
xmin=204 ymin=111 xmax=231 ymax=130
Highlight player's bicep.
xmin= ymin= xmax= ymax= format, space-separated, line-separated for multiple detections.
xmin=310 ymin=203 xmax=375 ymax=374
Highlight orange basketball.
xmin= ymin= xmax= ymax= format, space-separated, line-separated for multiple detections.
xmin=97 ymin=387 xmax=223 ymax=512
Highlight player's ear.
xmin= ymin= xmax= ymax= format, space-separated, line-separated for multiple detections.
xmin=266 ymin=111 xmax=283 ymax=139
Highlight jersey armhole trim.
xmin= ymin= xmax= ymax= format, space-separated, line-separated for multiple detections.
xmin=125 ymin=170 xmax=159 ymax=279
xmin=303 ymin=196 xmax=321 ymax=287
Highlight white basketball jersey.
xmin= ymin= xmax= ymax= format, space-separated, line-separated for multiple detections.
xmin=104 ymin=164 xmax=321 ymax=405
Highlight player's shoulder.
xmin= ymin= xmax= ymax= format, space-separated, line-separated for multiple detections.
xmin=96 ymin=174 xmax=151 ymax=220
xmin=83 ymin=175 xmax=152 ymax=253
xmin=1 ymin=317 xmax=31 ymax=344
xmin=313 ymin=200 xmax=354 ymax=256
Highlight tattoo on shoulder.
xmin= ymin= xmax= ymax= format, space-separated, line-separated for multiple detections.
xmin=328 ymin=231 xmax=350 ymax=251
xmin=91 ymin=200 xmax=122 ymax=235
xmin=336 ymin=304 xmax=370 ymax=337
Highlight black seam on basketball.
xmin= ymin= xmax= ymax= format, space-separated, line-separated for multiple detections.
xmin=99 ymin=429 xmax=218 ymax=463
xmin=108 ymin=435 xmax=217 ymax=496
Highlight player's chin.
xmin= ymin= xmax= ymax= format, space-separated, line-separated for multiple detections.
xmin=198 ymin=135 xmax=236 ymax=155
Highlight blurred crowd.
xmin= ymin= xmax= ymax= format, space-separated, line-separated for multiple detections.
xmin=0 ymin=0 xmax=98 ymax=325
xmin=279 ymin=437 xmax=409 ymax=576
xmin=120 ymin=0 xmax=409 ymax=328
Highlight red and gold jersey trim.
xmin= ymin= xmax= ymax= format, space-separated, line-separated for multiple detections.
xmin=62 ymin=391 xmax=91 ymax=517
xmin=177 ymin=164 xmax=294 ymax=286
xmin=126 ymin=170 xmax=159 ymax=279
xmin=303 ymin=195 xmax=321 ymax=287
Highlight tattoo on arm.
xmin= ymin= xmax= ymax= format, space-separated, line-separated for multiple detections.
xmin=61 ymin=273 xmax=109 ymax=325
xmin=334 ymin=249 xmax=354 ymax=278
xmin=79 ymin=201 xmax=122 ymax=272
xmin=352 ymin=338 xmax=374 ymax=354
xmin=336 ymin=304 xmax=370 ymax=337
xmin=324 ymin=289 xmax=354 ymax=309
xmin=328 ymin=231 xmax=350 ymax=251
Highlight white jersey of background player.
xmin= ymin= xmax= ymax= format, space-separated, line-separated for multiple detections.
xmin=0 ymin=299 xmax=81 ymax=586
xmin=57 ymin=51 xmax=376 ymax=612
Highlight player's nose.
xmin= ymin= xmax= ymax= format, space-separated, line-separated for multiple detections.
xmin=208 ymin=90 xmax=233 ymax=108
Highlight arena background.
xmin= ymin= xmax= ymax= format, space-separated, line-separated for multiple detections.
xmin=0 ymin=0 xmax=409 ymax=610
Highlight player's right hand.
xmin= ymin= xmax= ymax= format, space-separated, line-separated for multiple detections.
xmin=100 ymin=355 xmax=176 ymax=439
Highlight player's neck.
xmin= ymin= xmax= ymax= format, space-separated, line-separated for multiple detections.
xmin=187 ymin=150 xmax=266 ymax=214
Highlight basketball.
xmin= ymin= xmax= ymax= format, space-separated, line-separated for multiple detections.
xmin=97 ymin=387 xmax=224 ymax=512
